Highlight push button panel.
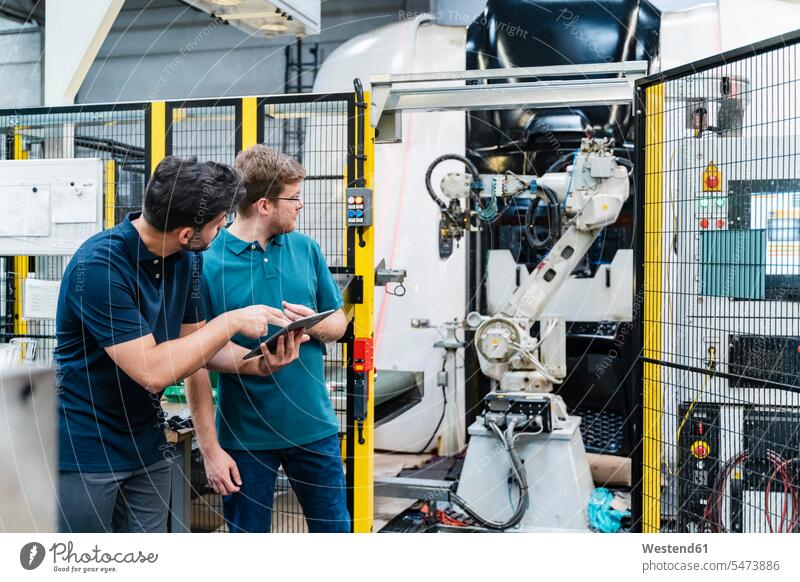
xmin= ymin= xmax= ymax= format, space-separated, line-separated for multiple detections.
xmin=346 ymin=187 xmax=372 ymax=227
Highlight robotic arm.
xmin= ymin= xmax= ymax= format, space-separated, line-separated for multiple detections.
xmin=423 ymin=138 xmax=631 ymax=531
xmin=471 ymin=138 xmax=631 ymax=392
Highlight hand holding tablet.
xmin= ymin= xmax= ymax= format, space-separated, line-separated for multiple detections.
xmin=243 ymin=308 xmax=337 ymax=360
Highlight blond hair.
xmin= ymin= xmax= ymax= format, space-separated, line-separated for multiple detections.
xmin=234 ymin=144 xmax=305 ymax=215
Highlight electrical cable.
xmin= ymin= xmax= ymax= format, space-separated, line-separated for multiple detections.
xmin=424 ymin=153 xmax=480 ymax=212
xmin=700 ymin=451 xmax=747 ymax=532
xmin=545 ymin=152 xmax=574 ymax=174
xmin=765 ymin=451 xmax=798 ymax=533
xmin=524 ymin=184 xmax=561 ymax=249
xmin=448 ymin=419 xmax=530 ymax=530
xmin=537 ymin=319 xmax=558 ymax=343
xmin=615 ymin=158 xmax=633 ymax=175
xmin=561 ymin=152 xmax=578 ymax=210
xmin=507 ymin=339 xmax=562 ymax=385
xmin=414 ymin=356 xmax=448 ymax=454
xmin=675 ymin=347 xmax=716 ymax=446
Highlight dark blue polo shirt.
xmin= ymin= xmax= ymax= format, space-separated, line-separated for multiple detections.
xmin=55 ymin=212 xmax=205 ymax=472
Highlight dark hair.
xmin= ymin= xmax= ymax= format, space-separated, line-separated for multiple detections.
xmin=143 ymin=156 xmax=245 ymax=232
xmin=234 ymin=145 xmax=305 ymax=216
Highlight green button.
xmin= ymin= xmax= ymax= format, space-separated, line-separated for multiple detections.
xmin=715 ymin=198 xmax=725 ymax=207
xmin=699 ymin=198 xmax=709 ymax=207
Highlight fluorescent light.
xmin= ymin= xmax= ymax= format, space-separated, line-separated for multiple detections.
xmin=216 ymin=11 xmax=277 ymax=20
xmin=211 ymin=0 xmax=242 ymax=6
xmin=261 ymin=23 xmax=288 ymax=32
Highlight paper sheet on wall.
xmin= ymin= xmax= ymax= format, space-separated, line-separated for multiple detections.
xmin=22 ymin=278 xmax=62 ymax=320
xmin=52 ymin=178 xmax=97 ymax=223
xmin=0 ymin=183 xmax=51 ymax=236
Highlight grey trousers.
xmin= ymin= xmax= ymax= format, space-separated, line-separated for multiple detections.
xmin=58 ymin=458 xmax=173 ymax=533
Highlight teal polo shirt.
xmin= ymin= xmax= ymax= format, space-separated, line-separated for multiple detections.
xmin=201 ymin=228 xmax=343 ymax=450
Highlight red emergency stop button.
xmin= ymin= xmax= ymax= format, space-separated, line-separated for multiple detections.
xmin=691 ymin=440 xmax=711 ymax=459
xmin=703 ymin=162 xmax=722 ymax=192
xmin=699 ymin=218 xmax=709 ymax=229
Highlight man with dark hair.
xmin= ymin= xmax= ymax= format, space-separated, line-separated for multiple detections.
xmin=186 ymin=145 xmax=350 ymax=533
xmin=55 ymin=156 xmax=306 ymax=533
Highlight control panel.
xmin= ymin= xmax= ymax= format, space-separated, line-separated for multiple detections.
xmin=677 ymin=402 xmax=721 ymax=532
xmin=482 ymin=392 xmax=553 ymax=433
xmin=696 ymin=161 xmax=728 ymax=232
xmin=346 ymin=187 xmax=372 ymax=227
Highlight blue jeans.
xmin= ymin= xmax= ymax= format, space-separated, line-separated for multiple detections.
xmin=223 ymin=434 xmax=350 ymax=533
xmin=58 ymin=458 xmax=173 ymax=533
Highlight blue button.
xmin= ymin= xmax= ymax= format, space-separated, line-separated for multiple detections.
xmin=355 ymin=210 xmax=364 ymax=218
xmin=347 ymin=210 xmax=356 ymax=218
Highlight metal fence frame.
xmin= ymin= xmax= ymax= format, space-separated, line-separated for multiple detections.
xmin=633 ymin=29 xmax=800 ymax=533
xmin=0 ymin=91 xmax=375 ymax=533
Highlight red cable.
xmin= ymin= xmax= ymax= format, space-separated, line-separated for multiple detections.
xmin=765 ymin=451 xmax=791 ymax=533
xmin=766 ymin=453 xmax=777 ymax=533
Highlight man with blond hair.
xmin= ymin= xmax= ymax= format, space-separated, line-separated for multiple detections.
xmin=187 ymin=145 xmax=350 ymax=533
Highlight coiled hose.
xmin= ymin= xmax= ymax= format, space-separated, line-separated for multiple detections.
xmin=425 ymin=153 xmax=481 ymax=211
xmin=524 ymin=184 xmax=562 ymax=249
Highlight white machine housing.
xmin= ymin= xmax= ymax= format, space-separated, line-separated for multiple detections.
xmin=0 ymin=366 xmax=57 ymax=532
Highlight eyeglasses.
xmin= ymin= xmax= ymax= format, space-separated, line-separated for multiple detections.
xmin=272 ymin=195 xmax=303 ymax=206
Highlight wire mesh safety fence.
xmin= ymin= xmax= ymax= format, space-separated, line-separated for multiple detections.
xmin=162 ymin=94 xmax=357 ymax=532
xmin=636 ymin=33 xmax=800 ymax=533
xmin=0 ymin=93 xmax=363 ymax=533
xmin=0 ymin=105 xmax=149 ymax=365
xmin=260 ymin=94 xmax=355 ymax=533
xmin=168 ymin=101 xmax=239 ymax=167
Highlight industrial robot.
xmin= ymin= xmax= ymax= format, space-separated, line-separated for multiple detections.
xmin=424 ymin=137 xmax=631 ymax=531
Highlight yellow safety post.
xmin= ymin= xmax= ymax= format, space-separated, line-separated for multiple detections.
xmin=104 ymin=160 xmax=116 ymax=229
xmin=150 ymin=101 xmax=166 ymax=174
xmin=642 ymin=83 xmax=665 ymax=533
xmin=241 ymin=97 xmax=258 ymax=149
xmin=351 ymin=92 xmax=375 ymax=533
xmin=12 ymin=256 xmax=28 ymax=337
xmin=11 ymin=131 xmax=28 ymax=337
xmin=13 ymin=131 xmax=27 ymax=160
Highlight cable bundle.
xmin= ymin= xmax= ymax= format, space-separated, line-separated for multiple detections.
xmin=699 ymin=451 xmax=748 ymax=532
xmin=765 ymin=451 xmax=799 ymax=533
xmin=698 ymin=450 xmax=799 ymax=533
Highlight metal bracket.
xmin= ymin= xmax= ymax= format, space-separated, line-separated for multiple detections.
xmin=375 ymin=258 xmax=407 ymax=286
xmin=370 ymin=62 xmax=648 ymax=143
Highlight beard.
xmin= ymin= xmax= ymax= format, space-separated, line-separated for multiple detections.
xmin=181 ymin=236 xmax=211 ymax=252
xmin=281 ymin=216 xmax=298 ymax=233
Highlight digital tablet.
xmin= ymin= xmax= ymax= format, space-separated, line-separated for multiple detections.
xmin=242 ymin=309 xmax=337 ymax=360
